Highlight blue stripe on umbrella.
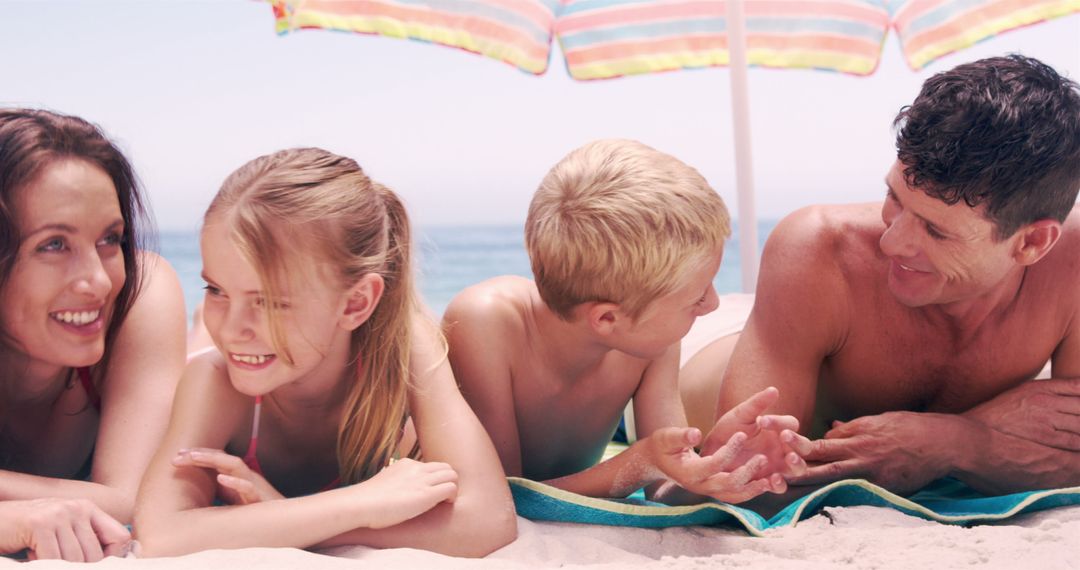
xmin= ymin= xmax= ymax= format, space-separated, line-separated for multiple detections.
xmin=560 ymin=16 xmax=886 ymax=50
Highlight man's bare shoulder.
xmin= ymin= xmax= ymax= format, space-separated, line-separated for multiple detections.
xmin=763 ymin=203 xmax=883 ymax=282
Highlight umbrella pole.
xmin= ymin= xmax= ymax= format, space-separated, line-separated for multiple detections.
xmin=727 ymin=0 xmax=759 ymax=293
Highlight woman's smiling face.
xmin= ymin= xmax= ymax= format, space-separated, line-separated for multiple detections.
xmin=1 ymin=159 xmax=126 ymax=369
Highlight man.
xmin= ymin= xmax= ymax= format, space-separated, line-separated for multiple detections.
xmin=683 ymin=55 xmax=1080 ymax=495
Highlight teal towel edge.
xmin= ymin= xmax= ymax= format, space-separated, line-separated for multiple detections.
xmin=508 ymin=477 xmax=1080 ymax=536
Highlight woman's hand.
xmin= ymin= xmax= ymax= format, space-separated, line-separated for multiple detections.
xmin=0 ymin=498 xmax=131 ymax=562
xmin=172 ymin=448 xmax=285 ymax=505
xmin=351 ymin=458 xmax=459 ymax=529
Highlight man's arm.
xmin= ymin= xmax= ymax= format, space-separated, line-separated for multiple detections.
xmin=709 ymin=207 xmax=850 ymax=444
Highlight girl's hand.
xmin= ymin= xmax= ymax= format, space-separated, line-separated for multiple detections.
xmin=172 ymin=448 xmax=285 ymax=505
xmin=353 ymin=458 xmax=459 ymax=529
xmin=0 ymin=499 xmax=131 ymax=562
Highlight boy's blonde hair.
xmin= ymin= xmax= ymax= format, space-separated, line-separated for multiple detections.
xmin=205 ymin=147 xmax=417 ymax=484
xmin=526 ymin=139 xmax=730 ymax=320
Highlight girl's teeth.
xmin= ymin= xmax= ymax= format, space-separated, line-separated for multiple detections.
xmin=51 ymin=310 xmax=100 ymax=325
xmin=232 ymin=354 xmax=271 ymax=365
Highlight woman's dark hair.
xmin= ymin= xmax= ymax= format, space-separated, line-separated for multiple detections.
xmin=895 ymin=54 xmax=1080 ymax=239
xmin=0 ymin=108 xmax=151 ymax=379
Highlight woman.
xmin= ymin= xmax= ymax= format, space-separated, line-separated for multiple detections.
xmin=0 ymin=109 xmax=186 ymax=561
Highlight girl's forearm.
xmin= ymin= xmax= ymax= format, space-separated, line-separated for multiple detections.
xmin=135 ymin=487 xmax=375 ymax=557
xmin=317 ymin=493 xmax=516 ymax=558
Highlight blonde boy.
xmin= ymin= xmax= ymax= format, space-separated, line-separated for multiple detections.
xmin=445 ymin=140 xmax=805 ymax=502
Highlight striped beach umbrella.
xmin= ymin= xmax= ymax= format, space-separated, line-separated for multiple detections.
xmin=268 ymin=1 xmax=1078 ymax=78
xmin=266 ymin=0 xmax=1080 ymax=290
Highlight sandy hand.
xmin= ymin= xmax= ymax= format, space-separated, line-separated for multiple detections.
xmin=646 ymin=427 xmax=783 ymax=503
xmin=701 ymin=387 xmax=809 ymax=480
xmin=352 ymin=458 xmax=459 ymax=529
xmin=0 ymin=498 xmax=130 ymax=562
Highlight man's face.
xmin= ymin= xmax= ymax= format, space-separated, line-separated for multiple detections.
xmin=878 ymin=160 xmax=1020 ymax=308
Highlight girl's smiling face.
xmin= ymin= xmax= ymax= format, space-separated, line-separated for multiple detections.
xmin=1 ymin=159 xmax=126 ymax=371
xmin=199 ymin=220 xmax=355 ymax=397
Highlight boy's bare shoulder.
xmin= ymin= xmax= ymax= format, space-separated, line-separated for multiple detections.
xmin=443 ymin=275 xmax=537 ymax=334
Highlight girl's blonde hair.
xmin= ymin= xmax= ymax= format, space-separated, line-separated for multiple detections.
xmin=205 ymin=147 xmax=415 ymax=484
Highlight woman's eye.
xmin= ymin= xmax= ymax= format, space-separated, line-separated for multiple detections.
xmin=37 ymin=237 xmax=66 ymax=253
xmin=203 ymin=284 xmax=223 ymax=297
xmin=97 ymin=232 xmax=125 ymax=247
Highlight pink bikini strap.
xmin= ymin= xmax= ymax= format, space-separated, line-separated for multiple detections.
xmin=242 ymin=395 xmax=264 ymax=474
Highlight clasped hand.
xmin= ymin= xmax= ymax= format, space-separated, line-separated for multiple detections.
xmin=650 ymin=387 xmax=810 ymax=503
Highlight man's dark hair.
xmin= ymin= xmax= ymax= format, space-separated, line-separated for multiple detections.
xmin=894 ymin=54 xmax=1080 ymax=239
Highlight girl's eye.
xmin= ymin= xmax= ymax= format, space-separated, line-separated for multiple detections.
xmin=254 ymin=297 xmax=290 ymax=310
xmin=203 ymin=284 xmax=223 ymax=297
xmin=36 ymin=237 xmax=67 ymax=253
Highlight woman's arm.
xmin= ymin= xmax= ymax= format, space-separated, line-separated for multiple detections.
xmin=0 ymin=253 xmax=186 ymax=522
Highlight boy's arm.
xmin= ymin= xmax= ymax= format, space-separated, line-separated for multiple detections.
xmin=543 ymin=347 xmax=778 ymax=502
xmin=443 ymin=287 xmax=524 ymax=476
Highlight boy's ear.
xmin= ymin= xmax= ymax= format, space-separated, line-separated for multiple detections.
xmin=340 ymin=273 xmax=385 ymax=331
xmin=1012 ymin=219 xmax=1062 ymax=266
xmin=582 ymin=301 xmax=622 ymax=336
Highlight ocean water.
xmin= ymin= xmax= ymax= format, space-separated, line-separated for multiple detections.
xmin=158 ymin=221 xmax=777 ymax=321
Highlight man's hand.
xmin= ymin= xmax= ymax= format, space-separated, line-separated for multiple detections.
xmin=790 ymin=411 xmax=962 ymax=495
xmin=173 ymin=448 xmax=285 ymax=505
xmin=645 ymin=427 xmax=786 ymax=503
xmin=965 ymin=379 xmax=1080 ymax=451
xmin=700 ymin=387 xmax=810 ymax=479
xmin=0 ymin=499 xmax=131 ymax=562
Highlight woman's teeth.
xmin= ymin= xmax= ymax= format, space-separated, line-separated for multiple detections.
xmin=50 ymin=310 xmax=100 ymax=325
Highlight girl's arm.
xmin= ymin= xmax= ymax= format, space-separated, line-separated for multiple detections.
xmin=133 ymin=348 xmax=464 ymax=557
xmin=0 ymin=253 xmax=186 ymax=522
xmin=317 ymin=315 xmax=517 ymax=557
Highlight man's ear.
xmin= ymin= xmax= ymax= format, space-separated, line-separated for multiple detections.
xmin=580 ymin=301 xmax=622 ymax=337
xmin=1013 ymin=219 xmax=1062 ymax=266
xmin=341 ymin=273 xmax=385 ymax=331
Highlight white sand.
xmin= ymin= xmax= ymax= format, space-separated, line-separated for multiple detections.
xmin=7 ymin=505 xmax=1079 ymax=569
xmin=8 ymin=295 xmax=1076 ymax=568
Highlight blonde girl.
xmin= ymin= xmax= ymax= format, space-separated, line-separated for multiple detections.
xmin=134 ymin=148 xmax=515 ymax=557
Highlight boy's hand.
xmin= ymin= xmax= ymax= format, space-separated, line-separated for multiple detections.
xmin=645 ymin=427 xmax=782 ymax=503
xmin=172 ymin=448 xmax=285 ymax=504
xmin=700 ymin=387 xmax=810 ymax=479
xmin=352 ymin=458 xmax=459 ymax=529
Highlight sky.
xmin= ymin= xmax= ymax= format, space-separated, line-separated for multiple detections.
xmin=2 ymin=1 xmax=1078 ymax=232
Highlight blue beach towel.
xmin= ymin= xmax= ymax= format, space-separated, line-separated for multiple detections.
xmin=509 ymin=477 xmax=1080 ymax=536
